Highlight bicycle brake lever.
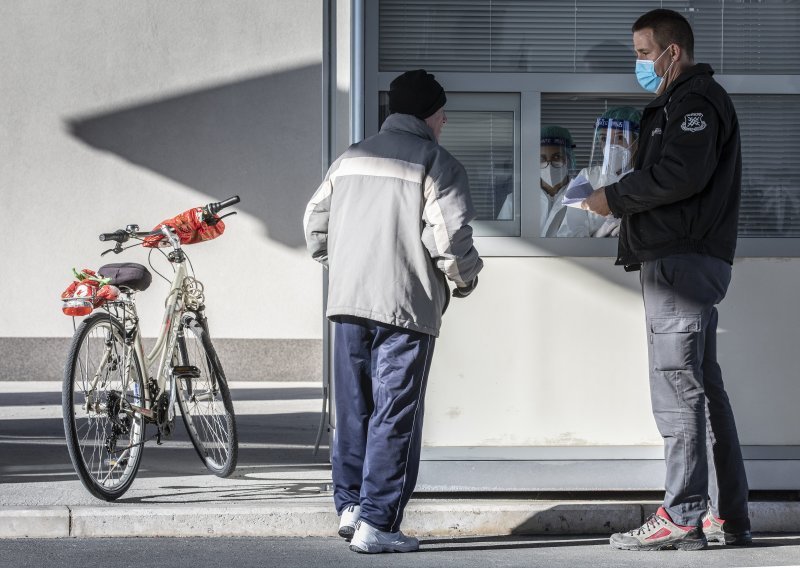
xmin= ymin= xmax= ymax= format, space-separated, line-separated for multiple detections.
xmin=204 ymin=211 xmax=237 ymax=226
xmin=101 ymin=243 xmax=124 ymax=256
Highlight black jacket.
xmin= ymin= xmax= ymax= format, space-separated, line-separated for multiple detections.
xmin=605 ymin=63 xmax=741 ymax=269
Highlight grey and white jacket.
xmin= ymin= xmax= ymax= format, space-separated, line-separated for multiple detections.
xmin=303 ymin=113 xmax=483 ymax=337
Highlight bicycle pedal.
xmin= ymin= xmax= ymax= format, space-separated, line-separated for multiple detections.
xmin=170 ymin=365 xmax=201 ymax=378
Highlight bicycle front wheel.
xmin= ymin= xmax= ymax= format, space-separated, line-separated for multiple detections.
xmin=63 ymin=311 xmax=146 ymax=501
xmin=175 ymin=312 xmax=238 ymax=477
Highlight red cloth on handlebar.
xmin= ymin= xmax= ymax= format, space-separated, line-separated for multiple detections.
xmin=142 ymin=207 xmax=225 ymax=248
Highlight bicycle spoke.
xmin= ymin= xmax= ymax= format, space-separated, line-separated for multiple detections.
xmin=65 ymin=315 xmax=145 ymax=499
xmin=175 ymin=318 xmax=237 ymax=476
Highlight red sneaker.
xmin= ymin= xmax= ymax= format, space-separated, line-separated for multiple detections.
xmin=610 ymin=507 xmax=707 ymax=551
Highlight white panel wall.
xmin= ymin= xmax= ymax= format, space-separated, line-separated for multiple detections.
xmin=423 ymin=257 xmax=800 ymax=448
xmin=0 ymin=0 xmax=324 ymax=339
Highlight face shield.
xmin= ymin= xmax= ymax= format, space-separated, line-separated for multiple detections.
xmin=540 ymin=137 xmax=572 ymax=192
xmin=587 ymin=117 xmax=639 ymax=184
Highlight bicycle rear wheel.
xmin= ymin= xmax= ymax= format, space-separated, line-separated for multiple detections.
xmin=63 ymin=311 xmax=145 ymax=501
xmin=175 ymin=311 xmax=238 ymax=477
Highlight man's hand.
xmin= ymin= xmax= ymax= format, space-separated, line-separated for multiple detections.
xmin=582 ymin=187 xmax=611 ymax=217
xmin=453 ymin=275 xmax=478 ymax=298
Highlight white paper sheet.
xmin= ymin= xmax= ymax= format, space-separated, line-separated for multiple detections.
xmin=561 ymin=175 xmax=595 ymax=208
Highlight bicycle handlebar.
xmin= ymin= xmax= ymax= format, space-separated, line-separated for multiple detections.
xmin=205 ymin=195 xmax=240 ymax=216
xmin=98 ymin=196 xmax=241 ymax=243
xmin=99 ymin=230 xmax=129 ymax=243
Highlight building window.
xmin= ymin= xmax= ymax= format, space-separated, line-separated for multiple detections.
xmin=731 ymin=95 xmax=800 ymax=237
xmin=379 ymin=93 xmax=520 ymax=237
xmin=371 ymin=0 xmax=800 ymax=253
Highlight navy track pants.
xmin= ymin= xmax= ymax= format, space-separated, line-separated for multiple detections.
xmin=331 ymin=316 xmax=435 ymax=532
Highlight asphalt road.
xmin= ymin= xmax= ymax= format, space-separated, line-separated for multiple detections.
xmin=2 ymin=535 xmax=800 ymax=568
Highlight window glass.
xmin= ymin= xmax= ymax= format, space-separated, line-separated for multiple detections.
xmin=688 ymin=0 xmax=800 ymax=75
xmin=541 ymin=93 xmax=800 ymax=238
xmin=439 ymin=111 xmax=515 ymax=222
xmin=379 ymin=93 xmax=519 ymax=236
xmin=375 ymin=1 xmax=800 ymax=244
xmin=734 ymin=94 xmax=800 ymax=237
xmin=540 ymin=94 xmax=651 ymax=237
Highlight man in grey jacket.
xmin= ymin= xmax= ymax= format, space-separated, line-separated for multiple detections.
xmin=303 ymin=69 xmax=483 ymax=554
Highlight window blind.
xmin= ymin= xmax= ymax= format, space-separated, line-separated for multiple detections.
xmin=733 ymin=94 xmax=800 ymax=237
xmin=379 ymin=0 xmax=800 ymax=74
xmin=438 ymin=110 xmax=516 ymax=220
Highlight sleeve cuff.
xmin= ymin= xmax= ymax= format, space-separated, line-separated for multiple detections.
xmin=604 ymin=183 xmax=623 ymax=218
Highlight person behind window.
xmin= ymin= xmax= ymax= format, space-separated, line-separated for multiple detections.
xmin=497 ymin=125 xmax=576 ymax=238
xmin=558 ymin=106 xmax=641 ymax=237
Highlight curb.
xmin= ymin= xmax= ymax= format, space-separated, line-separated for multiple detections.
xmin=2 ymin=501 xmax=800 ymax=539
xmin=0 ymin=506 xmax=71 ymax=538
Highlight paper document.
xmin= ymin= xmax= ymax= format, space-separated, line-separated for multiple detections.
xmin=561 ymin=175 xmax=595 ymax=208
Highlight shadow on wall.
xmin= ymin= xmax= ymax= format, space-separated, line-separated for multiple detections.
xmin=68 ymin=64 xmax=322 ymax=249
xmin=583 ymin=40 xmax=635 ymax=72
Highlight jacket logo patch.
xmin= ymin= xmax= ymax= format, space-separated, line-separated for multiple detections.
xmin=681 ymin=112 xmax=707 ymax=132
xmin=651 ymin=127 xmax=663 ymax=137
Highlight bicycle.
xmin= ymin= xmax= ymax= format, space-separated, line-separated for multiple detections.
xmin=62 ymin=196 xmax=240 ymax=501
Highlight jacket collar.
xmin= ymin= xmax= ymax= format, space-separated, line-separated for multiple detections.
xmin=646 ymin=63 xmax=714 ymax=108
xmin=380 ymin=113 xmax=436 ymax=142
xmin=665 ymin=63 xmax=714 ymax=94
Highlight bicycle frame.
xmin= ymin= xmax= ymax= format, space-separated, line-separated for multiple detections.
xmin=89 ymin=226 xmax=194 ymax=426
xmin=131 ymin=255 xmax=187 ymax=424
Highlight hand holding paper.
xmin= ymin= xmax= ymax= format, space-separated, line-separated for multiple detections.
xmin=584 ymin=186 xmax=611 ymax=216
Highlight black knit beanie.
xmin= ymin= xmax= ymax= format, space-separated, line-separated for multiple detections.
xmin=388 ymin=69 xmax=446 ymax=119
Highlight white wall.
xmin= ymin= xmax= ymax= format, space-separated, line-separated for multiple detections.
xmin=423 ymin=256 xmax=800 ymax=449
xmin=0 ymin=0 xmax=324 ymax=339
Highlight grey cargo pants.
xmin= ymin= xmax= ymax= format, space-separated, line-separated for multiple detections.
xmin=641 ymin=253 xmax=749 ymax=529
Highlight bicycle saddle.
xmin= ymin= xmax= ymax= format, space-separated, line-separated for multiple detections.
xmin=98 ymin=263 xmax=153 ymax=292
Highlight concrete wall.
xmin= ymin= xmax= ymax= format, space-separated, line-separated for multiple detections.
xmin=0 ymin=1 xmax=325 ymax=378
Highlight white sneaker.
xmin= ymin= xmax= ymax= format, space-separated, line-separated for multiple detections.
xmin=338 ymin=504 xmax=360 ymax=540
xmin=349 ymin=520 xmax=419 ymax=553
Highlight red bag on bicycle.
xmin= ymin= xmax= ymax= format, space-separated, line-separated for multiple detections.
xmin=61 ymin=268 xmax=120 ymax=316
xmin=142 ymin=207 xmax=225 ymax=248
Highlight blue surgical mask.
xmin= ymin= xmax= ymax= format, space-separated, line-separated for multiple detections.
xmin=635 ymin=46 xmax=673 ymax=93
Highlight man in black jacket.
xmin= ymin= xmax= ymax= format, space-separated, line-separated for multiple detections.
xmin=583 ymin=8 xmax=752 ymax=551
